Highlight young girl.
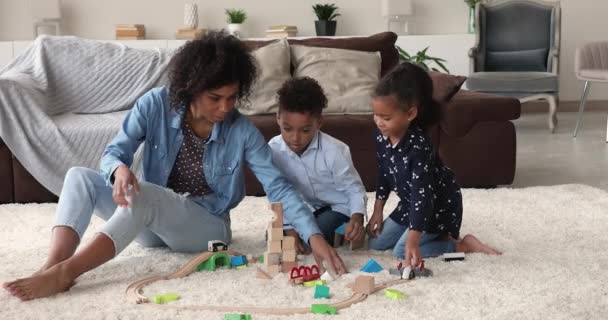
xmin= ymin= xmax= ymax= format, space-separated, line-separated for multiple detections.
xmin=366 ymin=62 xmax=500 ymax=268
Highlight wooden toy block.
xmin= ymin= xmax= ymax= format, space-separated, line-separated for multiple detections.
xmin=333 ymin=233 xmax=344 ymax=248
xmin=282 ymin=250 xmax=297 ymax=262
xmin=348 ymin=236 xmax=365 ymax=250
xmin=385 ymin=288 xmax=406 ymax=300
xmin=314 ymin=285 xmax=330 ymax=299
xmin=152 ymin=292 xmax=180 ymax=304
xmin=267 ymin=240 xmax=282 ymax=253
xmin=270 ymin=202 xmax=284 ymax=228
xmin=281 ymin=261 xmax=297 ymax=273
xmin=282 ymin=236 xmax=296 ymax=250
xmin=353 ymin=275 xmax=375 ymax=295
xmin=303 ymin=279 xmax=325 ymax=287
xmin=289 ymin=277 xmax=304 ymax=285
xmin=267 ymin=264 xmax=280 ymax=275
xmin=268 ymin=225 xmax=284 ymax=241
xmin=311 ymin=304 xmax=336 ymax=315
xmin=264 ymin=252 xmax=280 ymax=266
xmin=256 ymin=267 xmax=273 ymax=280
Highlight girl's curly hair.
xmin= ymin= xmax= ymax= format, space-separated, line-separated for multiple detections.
xmin=168 ymin=30 xmax=257 ymax=110
xmin=374 ymin=62 xmax=439 ymax=130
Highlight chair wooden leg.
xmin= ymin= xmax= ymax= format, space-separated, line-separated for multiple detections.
xmin=574 ymin=81 xmax=591 ymax=138
xmin=546 ymin=95 xmax=558 ymax=133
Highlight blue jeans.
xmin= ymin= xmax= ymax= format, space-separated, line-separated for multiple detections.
xmin=54 ymin=167 xmax=231 ymax=255
xmin=368 ymin=217 xmax=455 ymax=259
xmin=314 ymin=209 xmax=351 ymax=243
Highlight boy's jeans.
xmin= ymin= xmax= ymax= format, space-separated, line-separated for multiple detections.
xmin=368 ymin=217 xmax=455 ymax=259
xmin=55 ymin=167 xmax=231 ymax=255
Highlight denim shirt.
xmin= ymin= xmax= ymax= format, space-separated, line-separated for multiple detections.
xmin=100 ymin=87 xmax=321 ymax=242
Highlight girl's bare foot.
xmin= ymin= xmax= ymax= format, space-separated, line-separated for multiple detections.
xmin=3 ymin=263 xmax=75 ymax=301
xmin=457 ymin=234 xmax=502 ymax=255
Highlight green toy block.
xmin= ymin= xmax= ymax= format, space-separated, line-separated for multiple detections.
xmin=314 ymin=285 xmax=330 ymax=299
xmin=197 ymin=253 xmax=230 ymax=271
xmin=258 ymin=255 xmax=264 ymax=263
xmin=311 ymin=304 xmax=337 ymax=315
xmin=152 ymin=292 xmax=180 ymax=304
xmin=303 ymin=279 xmax=326 ymax=287
xmin=385 ymin=288 xmax=406 ymax=300
xmin=224 ymin=314 xmax=252 ymax=320
xmin=236 ymin=265 xmax=247 ymax=269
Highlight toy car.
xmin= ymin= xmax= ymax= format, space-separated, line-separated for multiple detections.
xmin=208 ymin=240 xmax=228 ymax=252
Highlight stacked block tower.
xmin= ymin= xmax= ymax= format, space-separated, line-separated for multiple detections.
xmin=264 ymin=203 xmax=297 ymax=275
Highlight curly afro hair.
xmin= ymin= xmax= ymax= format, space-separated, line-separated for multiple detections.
xmin=374 ymin=62 xmax=439 ymax=129
xmin=168 ymin=30 xmax=257 ymax=110
xmin=277 ymin=77 xmax=327 ymax=117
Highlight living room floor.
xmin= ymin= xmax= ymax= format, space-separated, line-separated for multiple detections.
xmin=511 ymin=110 xmax=608 ymax=191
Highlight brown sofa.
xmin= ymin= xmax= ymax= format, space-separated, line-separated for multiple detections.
xmin=0 ymin=32 xmax=521 ymax=204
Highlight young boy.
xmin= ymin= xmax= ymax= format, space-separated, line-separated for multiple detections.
xmin=269 ymin=77 xmax=367 ymax=254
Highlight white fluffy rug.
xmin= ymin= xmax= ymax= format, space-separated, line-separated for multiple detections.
xmin=1 ymin=185 xmax=608 ymax=320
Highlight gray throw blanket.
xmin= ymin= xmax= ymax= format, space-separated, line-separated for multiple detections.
xmin=0 ymin=36 xmax=173 ymax=195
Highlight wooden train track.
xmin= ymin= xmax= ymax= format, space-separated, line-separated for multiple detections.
xmin=125 ymin=250 xmax=412 ymax=315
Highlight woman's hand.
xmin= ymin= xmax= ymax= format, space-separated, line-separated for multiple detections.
xmin=344 ymin=214 xmax=364 ymax=241
xmin=405 ymin=230 xmax=422 ymax=268
xmin=112 ymin=165 xmax=140 ymax=207
xmin=366 ymin=211 xmax=384 ymax=238
xmin=309 ymin=234 xmax=347 ymax=276
xmin=284 ymin=229 xmax=310 ymax=255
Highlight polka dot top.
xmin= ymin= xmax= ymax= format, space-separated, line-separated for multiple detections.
xmin=375 ymin=123 xmax=462 ymax=239
xmin=166 ymin=119 xmax=213 ymax=197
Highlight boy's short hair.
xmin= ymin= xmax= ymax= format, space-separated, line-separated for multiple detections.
xmin=277 ymin=77 xmax=327 ymax=117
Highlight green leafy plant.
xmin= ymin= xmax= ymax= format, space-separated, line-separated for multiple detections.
xmin=225 ymin=9 xmax=247 ymax=24
xmin=464 ymin=0 xmax=482 ymax=8
xmin=396 ymin=46 xmax=450 ymax=73
xmin=312 ymin=3 xmax=340 ymax=21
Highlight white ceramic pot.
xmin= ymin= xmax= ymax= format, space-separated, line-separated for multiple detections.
xmin=184 ymin=3 xmax=198 ymax=29
xmin=227 ymin=23 xmax=242 ymax=37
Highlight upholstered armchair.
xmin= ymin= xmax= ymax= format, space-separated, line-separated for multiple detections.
xmin=573 ymin=42 xmax=608 ymax=142
xmin=466 ymin=0 xmax=561 ymax=132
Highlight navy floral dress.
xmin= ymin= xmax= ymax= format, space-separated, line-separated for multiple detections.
xmin=375 ymin=123 xmax=462 ymax=239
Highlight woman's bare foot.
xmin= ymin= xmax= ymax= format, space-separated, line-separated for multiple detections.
xmin=457 ymin=234 xmax=502 ymax=255
xmin=3 ymin=263 xmax=75 ymax=301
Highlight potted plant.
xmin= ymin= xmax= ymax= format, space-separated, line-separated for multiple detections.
xmin=312 ymin=3 xmax=340 ymax=36
xmin=464 ymin=0 xmax=482 ymax=33
xmin=396 ymin=46 xmax=450 ymax=73
xmin=225 ymin=8 xmax=247 ymax=37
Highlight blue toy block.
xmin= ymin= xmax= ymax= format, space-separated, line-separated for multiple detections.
xmin=334 ymin=223 xmax=346 ymax=235
xmin=314 ymin=285 xmax=330 ymax=299
xmin=231 ymin=255 xmax=247 ymax=267
xmin=360 ymin=259 xmax=383 ymax=273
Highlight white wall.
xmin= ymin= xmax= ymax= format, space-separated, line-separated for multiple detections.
xmin=0 ymin=0 xmax=607 ymax=100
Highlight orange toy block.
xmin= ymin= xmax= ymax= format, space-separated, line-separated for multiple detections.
xmin=282 ymin=250 xmax=297 ymax=262
xmin=282 ymin=236 xmax=296 ymax=250
xmin=268 ymin=240 xmax=282 ymax=253
xmin=281 ymin=261 xmax=297 ymax=273
xmin=353 ymin=275 xmax=375 ymax=295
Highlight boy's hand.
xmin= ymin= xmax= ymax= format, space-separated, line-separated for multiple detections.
xmin=344 ymin=213 xmax=364 ymax=241
xmin=284 ymin=229 xmax=310 ymax=255
xmin=405 ymin=230 xmax=422 ymax=268
xmin=309 ymin=234 xmax=347 ymax=276
xmin=366 ymin=212 xmax=384 ymax=238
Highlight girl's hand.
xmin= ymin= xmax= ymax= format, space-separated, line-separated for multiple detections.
xmin=284 ymin=229 xmax=310 ymax=255
xmin=405 ymin=230 xmax=422 ymax=268
xmin=366 ymin=212 xmax=384 ymax=238
xmin=112 ymin=165 xmax=140 ymax=207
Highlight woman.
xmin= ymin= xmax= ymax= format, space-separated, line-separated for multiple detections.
xmin=3 ymin=31 xmax=346 ymax=301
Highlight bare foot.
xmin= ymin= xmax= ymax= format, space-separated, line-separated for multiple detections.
xmin=457 ymin=234 xmax=502 ymax=255
xmin=2 ymin=263 xmax=75 ymax=301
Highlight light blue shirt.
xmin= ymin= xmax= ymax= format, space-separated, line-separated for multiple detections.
xmin=99 ymin=87 xmax=321 ymax=242
xmin=268 ymin=131 xmax=367 ymax=222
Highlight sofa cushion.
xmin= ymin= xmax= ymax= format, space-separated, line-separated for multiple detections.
xmin=429 ymin=71 xmax=466 ymax=105
xmin=238 ymin=39 xmax=291 ymax=115
xmin=288 ymin=32 xmax=398 ymax=76
xmin=291 ymin=45 xmax=381 ymax=114
xmin=466 ymin=71 xmax=558 ymax=93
